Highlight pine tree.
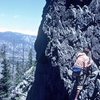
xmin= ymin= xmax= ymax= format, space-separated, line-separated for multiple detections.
xmin=0 ymin=44 xmax=10 ymax=97
xmin=28 ymin=48 xmax=33 ymax=68
xmin=16 ymin=61 xmax=23 ymax=85
xmin=26 ymin=48 xmax=34 ymax=71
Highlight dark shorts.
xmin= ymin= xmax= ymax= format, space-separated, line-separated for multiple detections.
xmin=72 ymin=66 xmax=82 ymax=77
xmin=72 ymin=66 xmax=84 ymax=89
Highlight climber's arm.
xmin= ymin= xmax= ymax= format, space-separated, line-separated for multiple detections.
xmin=86 ymin=59 xmax=93 ymax=67
xmin=84 ymin=58 xmax=93 ymax=68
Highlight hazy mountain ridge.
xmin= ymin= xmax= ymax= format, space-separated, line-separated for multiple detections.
xmin=0 ymin=31 xmax=36 ymax=60
xmin=0 ymin=31 xmax=36 ymax=45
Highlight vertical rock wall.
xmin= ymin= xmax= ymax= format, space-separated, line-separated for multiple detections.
xmin=27 ymin=0 xmax=100 ymax=100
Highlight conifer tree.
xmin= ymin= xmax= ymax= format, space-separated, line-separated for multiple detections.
xmin=0 ymin=44 xmax=10 ymax=97
xmin=28 ymin=48 xmax=33 ymax=68
xmin=16 ymin=61 xmax=22 ymax=85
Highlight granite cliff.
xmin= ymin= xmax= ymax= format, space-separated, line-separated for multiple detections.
xmin=27 ymin=0 xmax=100 ymax=100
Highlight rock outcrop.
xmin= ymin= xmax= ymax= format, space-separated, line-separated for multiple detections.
xmin=27 ymin=0 xmax=100 ymax=100
xmin=10 ymin=66 xmax=35 ymax=100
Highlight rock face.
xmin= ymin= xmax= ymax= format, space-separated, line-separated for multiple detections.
xmin=27 ymin=0 xmax=100 ymax=100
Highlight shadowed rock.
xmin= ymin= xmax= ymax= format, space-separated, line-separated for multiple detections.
xmin=26 ymin=0 xmax=100 ymax=100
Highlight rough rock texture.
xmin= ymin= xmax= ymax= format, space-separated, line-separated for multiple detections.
xmin=27 ymin=0 xmax=100 ymax=100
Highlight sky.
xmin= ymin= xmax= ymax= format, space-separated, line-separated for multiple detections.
xmin=0 ymin=0 xmax=46 ymax=36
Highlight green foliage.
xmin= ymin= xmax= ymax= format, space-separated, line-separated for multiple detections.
xmin=0 ymin=44 xmax=11 ymax=97
xmin=15 ymin=61 xmax=23 ymax=85
xmin=28 ymin=48 xmax=33 ymax=68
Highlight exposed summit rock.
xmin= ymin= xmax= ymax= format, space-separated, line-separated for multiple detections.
xmin=27 ymin=0 xmax=100 ymax=100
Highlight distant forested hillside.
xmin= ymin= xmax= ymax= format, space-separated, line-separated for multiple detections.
xmin=0 ymin=31 xmax=36 ymax=59
xmin=0 ymin=32 xmax=36 ymax=99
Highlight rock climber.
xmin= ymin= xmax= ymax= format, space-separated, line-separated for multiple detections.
xmin=72 ymin=47 xmax=93 ymax=100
